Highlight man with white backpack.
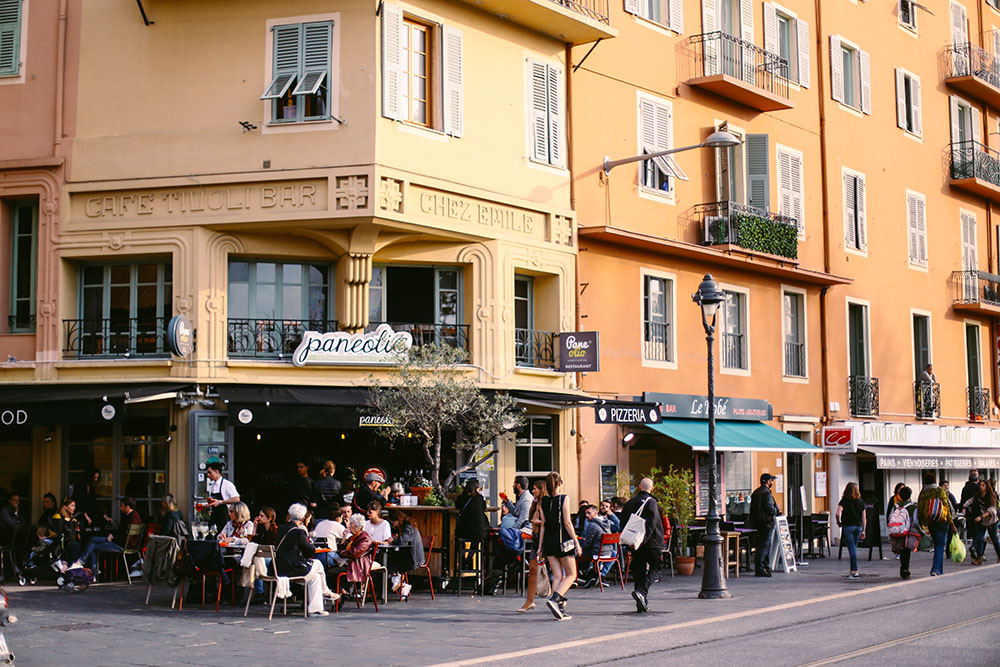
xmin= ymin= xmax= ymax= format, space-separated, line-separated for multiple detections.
xmin=888 ymin=485 xmax=919 ymax=579
xmin=619 ymin=478 xmax=665 ymax=613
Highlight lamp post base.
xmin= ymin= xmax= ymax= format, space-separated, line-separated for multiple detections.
xmin=698 ymin=528 xmax=731 ymax=600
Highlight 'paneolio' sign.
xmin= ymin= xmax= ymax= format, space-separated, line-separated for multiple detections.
xmin=293 ymin=324 xmax=413 ymax=366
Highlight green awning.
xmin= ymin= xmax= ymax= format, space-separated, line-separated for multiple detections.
xmin=644 ymin=420 xmax=820 ymax=452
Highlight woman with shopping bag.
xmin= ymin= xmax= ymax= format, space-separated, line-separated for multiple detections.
xmin=537 ymin=471 xmax=581 ymax=621
xmin=964 ymin=479 xmax=999 ymax=565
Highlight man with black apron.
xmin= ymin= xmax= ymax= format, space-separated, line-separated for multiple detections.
xmin=205 ymin=462 xmax=240 ymax=531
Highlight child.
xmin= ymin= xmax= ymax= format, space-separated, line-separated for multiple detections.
xmin=27 ymin=527 xmax=52 ymax=568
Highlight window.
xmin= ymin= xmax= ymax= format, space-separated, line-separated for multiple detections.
xmin=783 ymin=290 xmax=805 ymax=377
xmin=0 ymin=0 xmax=22 ymax=77
xmin=913 ymin=314 xmax=930 ymax=376
xmin=847 ymin=302 xmax=870 ymax=378
xmin=626 ymin=0 xmax=683 ymax=32
xmin=516 ymin=416 xmax=554 ymax=473
xmin=906 ymin=191 xmax=927 ymax=267
xmin=528 ymin=61 xmax=563 ymax=167
xmin=895 ymin=69 xmax=922 ymax=136
xmin=764 ymin=4 xmax=810 ymax=87
xmin=715 ymin=121 xmax=745 ymax=204
xmin=899 ymin=0 xmax=916 ymax=30
xmin=777 ymin=144 xmax=804 ymax=235
xmin=261 ymin=21 xmax=334 ymax=124
xmin=9 ymin=202 xmax=36 ymax=332
xmin=720 ymin=289 xmax=748 ymax=371
xmin=75 ymin=262 xmax=172 ymax=356
xmin=638 ymin=93 xmax=679 ymax=195
xmin=382 ymin=4 xmax=463 ymax=136
xmin=830 ymin=36 xmax=871 ymax=114
xmin=723 ymin=452 xmax=752 ymax=517
xmin=843 ymin=168 xmax=867 ymax=252
xmin=950 ymin=96 xmax=979 ymax=146
xmin=643 ymin=274 xmax=673 ymax=362
xmin=228 ymin=261 xmax=332 ymax=322
xmin=367 ymin=265 xmax=463 ymax=347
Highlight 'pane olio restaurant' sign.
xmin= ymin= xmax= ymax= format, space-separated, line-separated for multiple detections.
xmin=557 ymin=332 xmax=600 ymax=372
xmin=293 ymin=324 xmax=414 ymax=366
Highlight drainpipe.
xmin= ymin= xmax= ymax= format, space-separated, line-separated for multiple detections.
xmin=815 ymin=0 xmax=832 ymax=429
xmin=567 ymin=42 xmax=584 ymax=498
xmin=53 ymin=0 xmax=68 ymax=155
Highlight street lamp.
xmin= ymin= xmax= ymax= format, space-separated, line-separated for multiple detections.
xmin=691 ymin=273 xmax=731 ymax=600
xmin=602 ymin=130 xmax=741 ymax=175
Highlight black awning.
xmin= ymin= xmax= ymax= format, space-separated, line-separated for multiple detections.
xmin=0 ymin=382 xmax=191 ymax=404
xmin=507 ymin=389 xmax=595 ymax=406
xmin=215 ymin=385 xmax=372 ymax=407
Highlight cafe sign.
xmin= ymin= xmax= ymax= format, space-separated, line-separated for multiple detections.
xmin=594 ymin=403 xmax=661 ymax=425
xmin=557 ymin=332 xmax=600 ymax=372
xmin=642 ymin=392 xmax=772 ymax=421
xmin=293 ymin=324 xmax=413 ymax=366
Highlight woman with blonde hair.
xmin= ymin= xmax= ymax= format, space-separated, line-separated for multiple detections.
xmin=538 ymin=471 xmax=581 ymax=620
xmin=836 ymin=482 xmax=867 ymax=579
xmin=221 ymin=501 xmax=254 ymax=540
xmin=159 ymin=493 xmax=186 ymax=539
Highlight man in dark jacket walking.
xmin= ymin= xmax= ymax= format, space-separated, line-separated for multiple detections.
xmin=621 ymin=478 xmax=664 ymax=612
xmin=960 ymin=470 xmax=980 ymax=509
xmin=749 ymin=473 xmax=779 ymax=577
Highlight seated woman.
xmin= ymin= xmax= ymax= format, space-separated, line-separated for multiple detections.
xmin=50 ymin=497 xmax=81 ymax=564
xmin=274 ymin=503 xmax=336 ymax=617
xmin=220 ymin=502 xmax=254 ymax=541
xmin=386 ymin=509 xmax=424 ymax=599
xmin=324 ymin=514 xmax=373 ymax=591
xmin=363 ymin=500 xmax=392 ymax=543
xmin=158 ymin=494 xmax=188 ymax=541
xmin=252 ymin=507 xmax=278 ymax=545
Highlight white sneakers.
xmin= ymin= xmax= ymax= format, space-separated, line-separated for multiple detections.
xmin=391 ymin=574 xmax=403 ymax=591
xmin=400 ymin=583 xmax=412 ymax=597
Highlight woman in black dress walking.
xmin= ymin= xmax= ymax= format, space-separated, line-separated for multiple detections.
xmin=538 ymin=471 xmax=581 ymax=621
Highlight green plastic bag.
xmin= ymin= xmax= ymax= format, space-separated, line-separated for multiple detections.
xmin=950 ymin=533 xmax=967 ymax=563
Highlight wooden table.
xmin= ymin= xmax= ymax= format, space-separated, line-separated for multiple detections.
xmin=720 ymin=531 xmax=741 ymax=577
xmin=396 ymin=506 xmax=458 ymax=578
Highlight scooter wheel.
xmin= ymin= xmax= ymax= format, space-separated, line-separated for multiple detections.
xmin=28 ymin=578 xmax=36 ymax=586
xmin=17 ymin=576 xmax=26 ymax=586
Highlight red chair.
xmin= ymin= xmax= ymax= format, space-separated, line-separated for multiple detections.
xmin=399 ymin=535 xmax=436 ymax=601
xmin=176 ymin=543 xmax=235 ymax=612
xmin=593 ymin=533 xmax=625 ymax=591
xmin=334 ymin=544 xmax=380 ymax=613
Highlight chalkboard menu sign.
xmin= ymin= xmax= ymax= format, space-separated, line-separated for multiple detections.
xmin=694 ymin=453 xmax=726 ymax=517
xmin=769 ymin=515 xmax=798 ymax=573
xmin=600 ymin=465 xmax=618 ymax=502
xmin=859 ymin=503 xmax=881 ymax=548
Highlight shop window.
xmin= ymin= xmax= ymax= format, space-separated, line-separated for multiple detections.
xmin=724 ymin=451 xmax=752 ymax=518
xmin=9 ymin=202 xmax=37 ymax=332
xmin=367 ymin=265 xmax=467 ymax=351
xmin=261 ymin=21 xmax=334 ymax=124
xmin=516 ymin=416 xmax=554 ymax=473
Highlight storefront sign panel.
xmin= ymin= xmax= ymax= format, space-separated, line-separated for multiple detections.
xmin=821 ymin=427 xmax=855 ymax=453
xmin=643 ymin=392 xmax=772 ymax=421
xmin=292 ymin=324 xmax=413 ymax=366
xmin=594 ymin=404 xmax=661 ymax=424
xmin=834 ymin=422 xmax=1000 ymax=449
xmin=167 ymin=314 xmax=194 ymax=357
xmin=557 ymin=332 xmax=599 ymax=372
xmin=1 ymin=401 xmax=122 ymax=427
xmin=877 ymin=454 xmax=1000 ymax=469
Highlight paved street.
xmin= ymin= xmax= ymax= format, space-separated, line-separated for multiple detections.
xmin=3 ymin=548 xmax=999 ymax=666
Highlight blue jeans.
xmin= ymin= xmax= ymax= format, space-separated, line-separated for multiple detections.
xmin=78 ymin=536 xmax=123 ymax=570
xmin=988 ymin=523 xmax=1000 ymax=559
xmin=253 ymin=557 xmax=273 ymax=595
xmin=842 ymin=525 xmax=861 ymax=572
xmin=930 ymin=523 xmax=949 ymax=575
xmin=970 ymin=523 xmax=987 ymax=560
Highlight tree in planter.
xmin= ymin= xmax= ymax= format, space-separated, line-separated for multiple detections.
xmin=648 ymin=465 xmax=695 ymax=556
xmin=366 ymin=343 xmax=524 ymax=497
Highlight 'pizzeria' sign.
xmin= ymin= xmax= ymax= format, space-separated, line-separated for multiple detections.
xmin=293 ymin=324 xmax=413 ymax=366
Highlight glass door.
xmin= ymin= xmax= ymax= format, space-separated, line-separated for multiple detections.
xmin=190 ymin=411 xmax=233 ymax=522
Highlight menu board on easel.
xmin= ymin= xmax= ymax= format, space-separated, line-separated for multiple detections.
xmin=769 ymin=515 xmax=798 ymax=573
xmin=600 ymin=465 xmax=618 ymax=502
xmin=694 ymin=452 xmax=726 ymax=517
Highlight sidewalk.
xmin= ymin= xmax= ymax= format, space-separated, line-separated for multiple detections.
xmin=3 ymin=545 xmax=995 ymax=667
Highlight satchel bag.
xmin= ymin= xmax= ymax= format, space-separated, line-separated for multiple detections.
xmin=982 ymin=506 xmax=999 ymax=528
xmin=535 ymin=560 xmax=551 ymax=597
xmin=558 ymin=497 xmax=576 ymax=554
xmin=620 ymin=498 xmax=651 ymax=549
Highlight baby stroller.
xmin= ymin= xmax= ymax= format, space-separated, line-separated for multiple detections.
xmin=16 ymin=536 xmax=61 ymax=587
xmin=0 ymin=586 xmax=16 ymax=664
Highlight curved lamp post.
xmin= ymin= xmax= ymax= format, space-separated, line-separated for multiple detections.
xmin=691 ymin=273 xmax=731 ymax=600
xmin=602 ymin=130 xmax=742 ymax=175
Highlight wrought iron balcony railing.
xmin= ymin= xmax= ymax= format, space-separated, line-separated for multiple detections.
xmin=515 ymin=328 xmax=556 ymax=369
xmin=643 ymin=320 xmax=671 ymax=362
xmin=949 ymin=139 xmax=1000 ymax=186
xmin=950 ymin=270 xmax=1000 ymax=307
xmin=945 ymin=42 xmax=1000 ymax=89
xmin=722 ymin=331 xmax=746 ymax=370
xmin=228 ymin=318 xmax=338 ymax=359
xmin=365 ymin=322 xmax=470 ymax=353
xmin=687 ymin=31 xmax=790 ymax=99
xmin=848 ymin=375 xmax=879 ymax=417
xmin=63 ymin=317 xmax=169 ymax=358
xmin=698 ymin=201 xmax=799 ymax=260
xmin=549 ymin=0 xmax=609 ymax=24
xmin=784 ymin=341 xmax=805 ymax=377
xmin=914 ymin=381 xmax=941 ymax=420
xmin=968 ymin=386 xmax=990 ymax=422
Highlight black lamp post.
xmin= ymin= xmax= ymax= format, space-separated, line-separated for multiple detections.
xmin=691 ymin=273 xmax=731 ymax=600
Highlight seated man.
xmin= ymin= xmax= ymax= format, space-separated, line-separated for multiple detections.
xmin=72 ymin=497 xmax=142 ymax=574
xmin=576 ymin=504 xmax=612 ymax=588
xmin=599 ymin=500 xmax=621 ymax=532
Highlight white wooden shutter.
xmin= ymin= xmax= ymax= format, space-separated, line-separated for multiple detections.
xmin=740 ymin=0 xmax=755 ymax=84
xmin=895 ymin=69 xmax=907 ymax=129
xmin=856 ymin=173 xmax=867 ymax=251
xmin=261 ymin=24 xmax=301 ymax=100
xmin=746 ymin=134 xmax=769 ymax=212
xmin=763 ymin=3 xmax=777 ymax=55
xmin=907 ymin=193 xmax=920 ymax=264
xmin=950 ymin=96 xmax=962 ymax=144
xmin=529 ymin=61 xmax=550 ymax=163
xmin=442 ymin=25 xmax=464 ymax=137
xmin=702 ymin=0 xmax=718 ymax=75
xmin=911 ymin=74 xmax=922 ymax=136
xmin=669 ymin=0 xmax=684 ymax=33
xmin=830 ymin=35 xmax=843 ymax=103
xmin=547 ymin=65 xmax=563 ymax=166
xmin=291 ymin=22 xmax=332 ymax=96
xmin=993 ymin=28 xmax=1000 ymax=56
xmin=859 ymin=50 xmax=871 ymax=115
xmin=962 ymin=211 xmax=977 ymax=271
xmin=381 ymin=2 xmax=404 ymax=121
xmin=844 ymin=173 xmax=856 ymax=249
xmin=797 ymin=19 xmax=810 ymax=88
xmin=915 ymin=195 xmax=927 ymax=266
xmin=789 ymin=151 xmax=803 ymax=233
xmin=0 ymin=0 xmax=21 ymax=76
xmin=740 ymin=0 xmax=753 ymax=41
xmin=624 ymin=0 xmax=640 ymax=14
xmin=952 ymin=2 xmax=968 ymax=47
xmin=973 ymin=107 xmax=983 ymax=146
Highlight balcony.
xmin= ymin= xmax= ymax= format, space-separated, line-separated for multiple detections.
xmin=643 ymin=321 xmax=671 ymax=362
xmin=63 ymin=317 xmax=169 ymax=359
xmin=914 ymin=381 xmax=941 ymax=420
xmin=228 ymin=318 xmax=338 ymax=360
xmin=365 ymin=322 xmax=470 ymax=354
xmin=722 ymin=332 xmax=746 ymax=370
xmin=698 ymin=201 xmax=799 ymax=261
xmin=515 ymin=328 xmax=556 ymax=369
xmin=450 ymin=0 xmax=615 ymax=45
xmin=848 ymin=376 xmax=879 ymax=418
xmin=968 ymin=386 xmax=990 ymax=423
xmin=681 ymin=32 xmax=793 ymax=111
xmin=950 ymin=270 xmax=1000 ymax=316
xmin=784 ymin=341 xmax=805 ymax=377
xmin=948 ymin=140 xmax=1000 ymax=202
xmin=944 ymin=43 xmax=1000 ymax=108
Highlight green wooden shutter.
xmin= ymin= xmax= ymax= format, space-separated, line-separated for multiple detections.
xmin=291 ymin=22 xmax=331 ymax=97
xmin=0 ymin=0 xmax=22 ymax=77
xmin=746 ymin=134 xmax=769 ymax=212
xmin=261 ymin=24 xmax=301 ymax=100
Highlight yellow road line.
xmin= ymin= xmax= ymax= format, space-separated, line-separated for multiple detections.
xmin=430 ymin=563 xmax=1000 ymax=667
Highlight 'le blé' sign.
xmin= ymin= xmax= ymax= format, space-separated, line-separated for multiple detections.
xmin=293 ymin=324 xmax=414 ymax=366
xmin=557 ymin=332 xmax=600 ymax=372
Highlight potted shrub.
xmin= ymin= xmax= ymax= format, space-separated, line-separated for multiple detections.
xmin=410 ymin=475 xmax=434 ymax=504
xmin=657 ymin=465 xmax=696 ymax=575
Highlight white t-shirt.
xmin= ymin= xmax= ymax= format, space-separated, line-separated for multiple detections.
xmin=312 ymin=519 xmax=346 ymax=548
xmin=364 ymin=519 xmax=392 ymax=543
xmin=207 ymin=476 xmax=239 ymax=501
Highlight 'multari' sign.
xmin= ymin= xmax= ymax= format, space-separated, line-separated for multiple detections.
xmin=293 ymin=324 xmax=413 ymax=366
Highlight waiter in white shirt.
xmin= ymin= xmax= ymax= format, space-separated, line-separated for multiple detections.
xmin=205 ymin=461 xmax=240 ymax=530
